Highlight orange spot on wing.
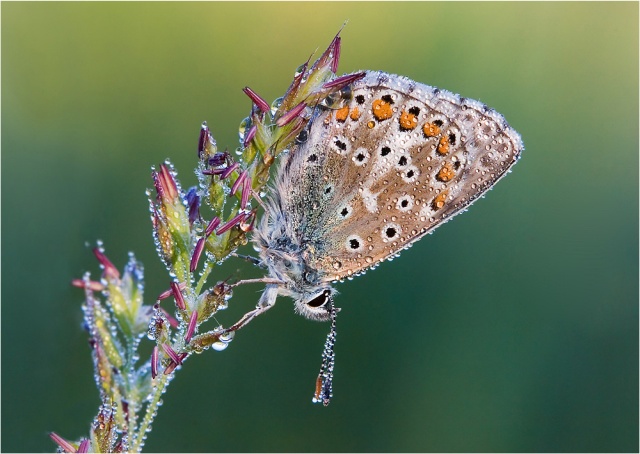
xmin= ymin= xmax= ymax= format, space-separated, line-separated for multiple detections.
xmin=367 ymin=120 xmax=375 ymax=129
xmin=437 ymin=136 xmax=450 ymax=155
xmin=436 ymin=162 xmax=455 ymax=182
xmin=335 ymin=106 xmax=349 ymax=122
xmin=372 ymin=99 xmax=393 ymax=121
xmin=399 ymin=111 xmax=418 ymax=130
xmin=432 ymin=190 xmax=449 ymax=210
xmin=350 ymin=107 xmax=361 ymax=120
xmin=423 ymin=122 xmax=441 ymax=137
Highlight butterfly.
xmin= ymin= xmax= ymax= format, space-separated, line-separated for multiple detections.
xmin=227 ymin=70 xmax=522 ymax=405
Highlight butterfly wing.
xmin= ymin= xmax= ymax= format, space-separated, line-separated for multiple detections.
xmin=272 ymin=71 xmax=523 ymax=283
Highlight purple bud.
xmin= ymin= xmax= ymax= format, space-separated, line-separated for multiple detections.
xmin=202 ymin=168 xmax=225 ymax=176
xmin=230 ymin=170 xmax=247 ymax=196
xmin=205 ymin=217 xmax=221 ymax=237
xmin=185 ymin=310 xmax=198 ymax=343
xmin=71 ymin=279 xmax=105 ymax=292
xmin=49 ymin=432 xmax=75 ymax=453
xmin=157 ymin=282 xmax=185 ymax=301
xmin=243 ymin=124 xmax=257 ymax=148
xmin=93 ymin=248 xmax=120 ymax=280
xmin=161 ymin=343 xmax=181 ymax=365
xmin=77 ymin=439 xmax=90 ymax=454
xmin=151 ymin=346 xmax=159 ymax=379
xmin=190 ymin=237 xmax=206 ymax=272
xmin=240 ymin=177 xmax=252 ymax=210
xmin=331 ymin=36 xmax=341 ymax=73
xmin=243 ymin=86 xmax=270 ymax=113
xmin=276 ymin=102 xmax=307 ymax=127
xmin=185 ymin=187 xmax=200 ymax=224
xmin=322 ymin=72 xmax=366 ymax=90
xmin=208 ymin=151 xmax=231 ymax=167
xmin=198 ymin=122 xmax=209 ymax=158
xmin=171 ymin=281 xmax=186 ymax=310
xmin=216 ymin=212 xmax=247 ymax=235
xmin=220 ymin=162 xmax=240 ymax=180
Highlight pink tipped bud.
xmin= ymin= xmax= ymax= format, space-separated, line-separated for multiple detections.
xmin=322 ymin=72 xmax=366 ymax=90
xmin=157 ymin=282 xmax=186 ymax=301
xmin=312 ymin=30 xmax=343 ymax=73
xmin=153 ymin=163 xmax=179 ymax=202
xmin=190 ymin=237 xmax=206 ymax=272
xmin=170 ymin=281 xmax=186 ymax=310
xmin=92 ymin=248 xmax=120 ymax=280
xmin=161 ymin=343 xmax=182 ymax=365
xmin=157 ymin=288 xmax=172 ymax=301
xmin=230 ymin=170 xmax=247 ymax=196
xmin=71 ymin=279 xmax=105 ymax=292
xmin=216 ymin=212 xmax=247 ymax=235
xmin=220 ymin=162 xmax=240 ymax=180
xmin=151 ymin=346 xmax=159 ymax=379
xmin=243 ymin=86 xmax=270 ymax=113
xmin=77 ymin=439 xmax=90 ymax=454
xmin=243 ymin=124 xmax=257 ymax=148
xmin=276 ymin=102 xmax=307 ymax=127
xmin=240 ymin=177 xmax=252 ymax=210
xmin=205 ymin=217 xmax=221 ymax=237
xmin=185 ymin=310 xmax=198 ymax=343
xmin=49 ymin=432 xmax=76 ymax=453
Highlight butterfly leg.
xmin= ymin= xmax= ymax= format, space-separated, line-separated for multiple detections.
xmin=230 ymin=277 xmax=284 ymax=288
xmin=231 ymin=252 xmax=264 ymax=267
xmin=223 ymin=284 xmax=279 ymax=333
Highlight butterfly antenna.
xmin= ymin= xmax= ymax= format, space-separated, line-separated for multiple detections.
xmin=313 ymin=298 xmax=338 ymax=406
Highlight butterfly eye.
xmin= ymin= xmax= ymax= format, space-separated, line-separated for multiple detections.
xmin=307 ymin=290 xmax=331 ymax=308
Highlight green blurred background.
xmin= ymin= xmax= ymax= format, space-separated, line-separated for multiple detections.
xmin=3 ymin=2 xmax=638 ymax=452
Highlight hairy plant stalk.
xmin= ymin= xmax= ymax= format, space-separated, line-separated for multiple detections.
xmin=51 ymin=31 xmax=355 ymax=453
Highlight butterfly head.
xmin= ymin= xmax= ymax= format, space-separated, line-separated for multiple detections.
xmin=266 ymin=250 xmax=336 ymax=321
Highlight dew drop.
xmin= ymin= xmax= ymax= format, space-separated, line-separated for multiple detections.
xmin=270 ymin=97 xmax=284 ymax=116
xmin=212 ymin=341 xmax=229 ymax=351
xmin=238 ymin=116 xmax=250 ymax=138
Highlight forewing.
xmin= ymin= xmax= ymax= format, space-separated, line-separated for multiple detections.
xmin=276 ymin=71 xmax=523 ymax=282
